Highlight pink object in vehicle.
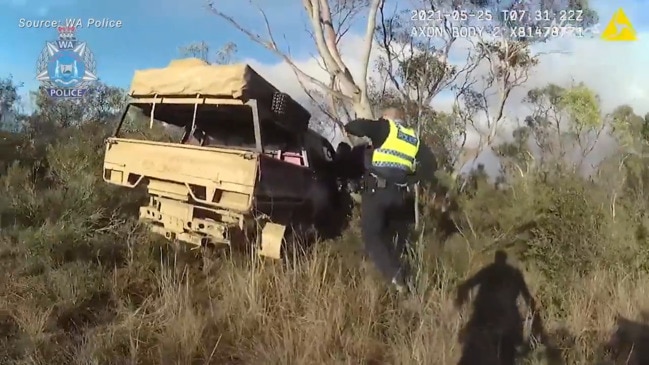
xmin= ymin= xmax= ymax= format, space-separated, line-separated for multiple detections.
xmin=276 ymin=151 xmax=306 ymax=166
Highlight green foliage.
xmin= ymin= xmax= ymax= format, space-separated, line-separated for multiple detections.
xmin=0 ymin=82 xmax=151 ymax=275
xmin=178 ymin=41 xmax=238 ymax=64
xmin=0 ymin=75 xmax=24 ymax=132
xmin=610 ymin=105 xmax=643 ymax=149
xmin=522 ymin=83 xmax=604 ymax=166
xmin=28 ymin=83 xmax=127 ymax=131
xmin=603 ymin=106 xmax=649 ymax=217
xmin=558 ymin=84 xmax=601 ymax=130
xmin=454 ymin=170 xmax=647 ymax=287
xmin=476 ymin=40 xmax=539 ymax=71
xmin=0 ymin=131 xmax=34 ymax=173
xmin=0 ymin=75 xmax=21 ymax=111
xmin=398 ymin=53 xmax=456 ymax=93
xmin=495 ymin=126 xmax=533 ymax=178
xmin=526 ymin=83 xmax=602 ymax=132
xmin=523 ymin=177 xmax=608 ymax=277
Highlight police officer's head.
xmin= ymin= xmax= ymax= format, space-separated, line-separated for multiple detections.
xmin=381 ymin=107 xmax=405 ymax=123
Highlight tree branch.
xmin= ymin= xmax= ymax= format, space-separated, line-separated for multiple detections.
xmin=319 ymin=0 xmax=350 ymax=72
xmin=303 ymin=0 xmax=359 ymax=96
xmin=358 ymin=0 xmax=382 ymax=96
xmin=207 ymin=2 xmax=350 ymax=101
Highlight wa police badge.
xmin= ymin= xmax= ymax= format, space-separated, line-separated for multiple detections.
xmin=36 ymin=26 xmax=97 ymax=98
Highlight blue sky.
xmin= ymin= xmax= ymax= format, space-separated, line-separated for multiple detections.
xmin=0 ymin=0 xmax=647 ymax=105
xmin=0 ymin=0 xmax=321 ymax=97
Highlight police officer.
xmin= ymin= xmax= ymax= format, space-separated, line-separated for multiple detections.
xmin=344 ymin=107 xmax=437 ymax=293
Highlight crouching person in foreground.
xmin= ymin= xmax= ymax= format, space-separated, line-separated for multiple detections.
xmin=344 ymin=107 xmax=438 ymax=293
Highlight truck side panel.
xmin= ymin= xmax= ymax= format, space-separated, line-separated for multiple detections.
xmin=103 ymin=137 xmax=258 ymax=213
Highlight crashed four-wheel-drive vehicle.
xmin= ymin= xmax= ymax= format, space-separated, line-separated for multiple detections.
xmin=103 ymin=58 xmax=353 ymax=258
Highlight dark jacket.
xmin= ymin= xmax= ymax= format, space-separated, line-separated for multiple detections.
xmin=344 ymin=118 xmax=438 ymax=185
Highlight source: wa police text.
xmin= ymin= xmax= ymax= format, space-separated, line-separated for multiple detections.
xmin=18 ymin=18 xmax=122 ymax=28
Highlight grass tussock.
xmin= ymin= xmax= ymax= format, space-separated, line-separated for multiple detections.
xmin=1 ymin=121 xmax=649 ymax=365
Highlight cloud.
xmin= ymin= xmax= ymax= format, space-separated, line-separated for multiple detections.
xmin=239 ymin=23 xmax=647 ymax=150
xmin=530 ymin=35 xmax=649 ymax=114
xmin=241 ymin=34 xmax=375 ymax=142
xmin=230 ymin=21 xmax=646 ymax=178
xmin=459 ymin=31 xmax=648 ymax=174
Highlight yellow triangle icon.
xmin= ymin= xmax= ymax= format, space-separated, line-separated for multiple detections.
xmin=601 ymin=8 xmax=637 ymax=41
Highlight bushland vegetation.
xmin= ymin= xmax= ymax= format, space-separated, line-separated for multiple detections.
xmin=1 ymin=0 xmax=648 ymax=363
xmin=2 ymin=74 xmax=649 ymax=365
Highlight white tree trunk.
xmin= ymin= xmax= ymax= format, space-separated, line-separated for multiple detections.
xmin=209 ymin=0 xmax=382 ymax=143
xmin=352 ymin=93 xmax=374 ymax=119
xmin=347 ymin=95 xmax=375 ymax=145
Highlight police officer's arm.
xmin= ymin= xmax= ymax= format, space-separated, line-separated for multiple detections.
xmin=344 ymin=119 xmax=374 ymax=138
xmin=344 ymin=119 xmax=389 ymax=146
xmin=409 ymin=143 xmax=438 ymax=185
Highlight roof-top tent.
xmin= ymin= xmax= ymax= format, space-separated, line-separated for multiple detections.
xmin=114 ymin=58 xmax=312 ymax=152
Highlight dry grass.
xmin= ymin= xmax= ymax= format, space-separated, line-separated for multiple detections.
xmin=1 ymin=124 xmax=648 ymax=365
xmin=0 ymin=227 xmax=645 ymax=365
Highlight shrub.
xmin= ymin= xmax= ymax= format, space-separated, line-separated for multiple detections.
xmin=1 ymin=116 xmax=648 ymax=364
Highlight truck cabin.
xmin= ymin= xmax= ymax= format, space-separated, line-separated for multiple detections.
xmin=114 ymin=98 xmax=320 ymax=169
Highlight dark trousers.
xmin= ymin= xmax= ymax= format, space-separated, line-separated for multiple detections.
xmin=360 ymin=186 xmax=412 ymax=283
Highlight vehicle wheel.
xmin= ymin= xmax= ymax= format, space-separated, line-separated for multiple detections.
xmin=336 ymin=141 xmax=351 ymax=156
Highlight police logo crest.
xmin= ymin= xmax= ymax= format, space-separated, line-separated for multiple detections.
xmin=35 ymin=26 xmax=98 ymax=98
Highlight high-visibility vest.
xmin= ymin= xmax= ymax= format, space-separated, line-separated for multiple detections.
xmin=371 ymin=119 xmax=420 ymax=172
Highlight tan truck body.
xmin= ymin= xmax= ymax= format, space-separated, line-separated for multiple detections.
xmin=102 ymin=59 xmax=323 ymax=258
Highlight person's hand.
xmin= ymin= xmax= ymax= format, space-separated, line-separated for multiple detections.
xmin=347 ymin=179 xmax=362 ymax=194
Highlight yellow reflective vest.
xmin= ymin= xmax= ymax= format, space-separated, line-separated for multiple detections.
xmin=371 ymin=119 xmax=420 ymax=172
